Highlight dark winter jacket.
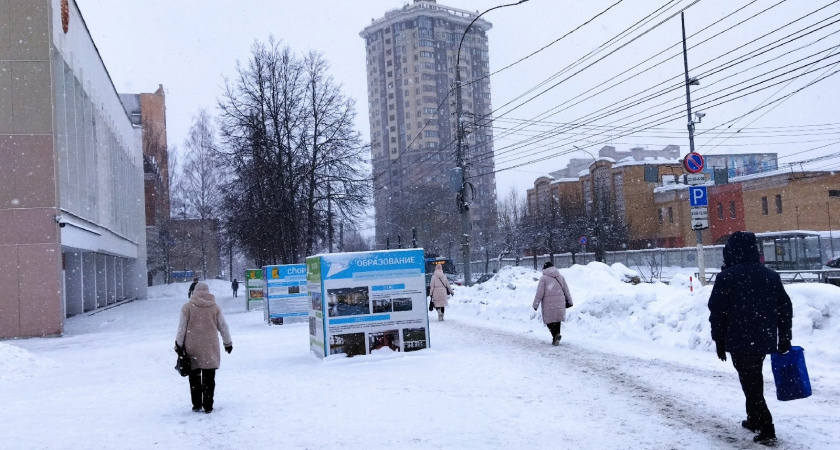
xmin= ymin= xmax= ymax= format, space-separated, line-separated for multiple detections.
xmin=231 ymin=280 xmax=239 ymax=291
xmin=708 ymin=232 xmax=793 ymax=355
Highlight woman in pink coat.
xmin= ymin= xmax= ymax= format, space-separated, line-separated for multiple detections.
xmin=429 ymin=264 xmax=453 ymax=321
xmin=175 ymin=282 xmax=233 ymax=413
xmin=532 ymin=261 xmax=573 ymax=346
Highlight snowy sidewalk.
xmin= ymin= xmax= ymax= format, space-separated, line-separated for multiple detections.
xmin=1 ymin=277 xmax=838 ymax=449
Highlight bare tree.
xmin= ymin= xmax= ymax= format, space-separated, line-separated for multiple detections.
xmin=218 ymin=38 xmax=370 ymax=265
xmin=181 ymin=109 xmax=223 ymax=278
xmin=497 ymin=188 xmax=527 ymax=267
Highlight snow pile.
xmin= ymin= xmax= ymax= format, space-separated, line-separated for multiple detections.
xmin=0 ymin=342 xmax=57 ymax=381
xmin=453 ymin=263 xmax=840 ymax=364
xmin=146 ymin=279 xmax=235 ymax=299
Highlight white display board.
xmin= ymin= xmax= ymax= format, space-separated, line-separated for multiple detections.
xmin=307 ymin=249 xmax=429 ymax=358
xmin=263 ymin=264 xmax=309 ymax=325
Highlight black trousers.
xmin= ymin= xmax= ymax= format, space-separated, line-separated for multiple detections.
xmin=546 ymin=322 xmax=562 ymax=338
xmin=731 ymin=354 xmax=773 ymax=430
xmin=189 ymin=368 xmax=216 ymax=411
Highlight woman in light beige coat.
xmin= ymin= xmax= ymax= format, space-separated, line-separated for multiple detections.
xmin=429 ymin=264 xmax=453 ymax=321
xmin=175 ymin=282 xmax=233 ymax=413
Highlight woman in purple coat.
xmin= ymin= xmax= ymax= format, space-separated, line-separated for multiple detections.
xmin=533 ymin=261 xmax=573 ymax=346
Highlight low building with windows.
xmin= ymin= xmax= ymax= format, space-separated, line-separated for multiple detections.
xmin=653 ymin=163 xmax=840 ymax=247
xmin=0 ymin=0 xmax=147 ymax=338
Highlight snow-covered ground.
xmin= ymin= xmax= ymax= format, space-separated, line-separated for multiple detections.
xmin=1 ymin=264 xmax=838 ymax=449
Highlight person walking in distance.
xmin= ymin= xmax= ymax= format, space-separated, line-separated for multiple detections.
xmin=175 ymin=282 xmax=233 ymax=414
xmin=188 ymin=277 xmax=199 ymax=298
xmin=533 ymin=261 xmax=573 ymax=346
xmin=708 ymin=231 xmax=793 ymax=445
xmin=231 ymin=279 xmax=239 ymax=298
xmin=429 ymin=264 xmax=453 ymax=321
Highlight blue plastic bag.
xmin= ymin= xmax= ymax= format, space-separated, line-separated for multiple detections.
xmin=771 ymin=346 xmax=812 ymax=401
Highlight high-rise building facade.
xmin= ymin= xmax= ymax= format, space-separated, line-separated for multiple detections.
xmin=360 ymin=0 xmax=498 ymax=252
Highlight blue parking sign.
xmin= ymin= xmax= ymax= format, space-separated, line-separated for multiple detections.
xmin=689 ymin=186 xmax=708 ymax=207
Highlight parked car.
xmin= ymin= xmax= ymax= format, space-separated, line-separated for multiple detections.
xmin=822 ymin=257 xmax=840 ymax=286
xmin=425 ymin=257 xmax=459 ymax=295
xmin=475 ymin=273 xmax=495 ymax=284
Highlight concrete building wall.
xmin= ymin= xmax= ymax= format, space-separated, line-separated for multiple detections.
xmin=0 ymin=0 xmax=147 ymax=338
xmin=0 ymin=0 xmax=64 ymax=338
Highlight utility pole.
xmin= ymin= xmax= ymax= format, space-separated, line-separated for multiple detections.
xmin=454 ymin=0 xmax=529 ymax=286
xmin=681 ymin=11 xmax=706 ymax=285
xmin=455 ymin=59 xmax=472 ymax=285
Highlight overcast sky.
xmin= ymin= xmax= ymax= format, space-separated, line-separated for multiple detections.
xmin=76 ymin=0 xmax=840 ymax=207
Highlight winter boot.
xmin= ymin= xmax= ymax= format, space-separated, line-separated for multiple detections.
xmin=753 ymin=425 xmax=776 ymax=446
xmin=437 ymin=310 xmax=443 ymax=321
xmin=552 ymin=335 xmax=562 ymax=346
xmin=742 ymin=420 xmax=759 ymax=433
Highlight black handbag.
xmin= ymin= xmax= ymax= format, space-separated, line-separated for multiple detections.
xmin=175 ymin=343 xmax=191 ymax=377
xmin=429 ymin=298 xmax=435 ymax=311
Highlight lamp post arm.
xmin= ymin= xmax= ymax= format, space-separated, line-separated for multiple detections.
xmin=456 ymin=0 xmax=529 ymax=70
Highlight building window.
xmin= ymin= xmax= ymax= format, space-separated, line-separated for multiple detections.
xmin=729 ymin=201 xmax=736 ymax=219
xmin=668 ymin=207 xmax=673 ymax=224
xmin=717 ymin=202 xmax=724 ymax=220
xmin=761 ymin=196 xmax=768 ymax=215
xmin=658 ymin=208 xmax=663 ymax=224
xmin=775 ymin=194 xmax=783 ymax=214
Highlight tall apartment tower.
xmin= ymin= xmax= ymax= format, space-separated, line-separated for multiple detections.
xmin=360 ymin=0 xmax=498 ymax=250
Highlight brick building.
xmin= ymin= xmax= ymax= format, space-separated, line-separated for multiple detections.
xmin=653 ymin=165 xmax=839 ymax=247
xmin=120 ymin=86 xmax=171 ymax=285
xmin=526 ymin=147 xmax=838 ymax=253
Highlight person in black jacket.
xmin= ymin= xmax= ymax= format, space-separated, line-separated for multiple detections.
xmin=188 ymin=277 xmax=199 ymax=298
xmin=708 ymin=231 xmax=793 ymax=446
xmin=231 ymin=279 xmax=239 ymax=297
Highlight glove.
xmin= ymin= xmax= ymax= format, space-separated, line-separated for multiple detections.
xmin=715 ymin=340 xmax=727 ymax=362
xmin=533 ymin=306 xmax=538 ymax=311
xmin=778 ymin=339 xmax=791 ymax=354
xmin=565 ymin=300 xmax=573 ymax=309
xmin=225 ymin=344 xmax=233 ymax=354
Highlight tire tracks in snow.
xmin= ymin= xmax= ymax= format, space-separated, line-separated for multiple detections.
xmin=446 ymin=320 xmax=813 ymax=450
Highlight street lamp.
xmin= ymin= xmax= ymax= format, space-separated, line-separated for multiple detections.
xmin=455 ymin=0 xmax=529 ymax=286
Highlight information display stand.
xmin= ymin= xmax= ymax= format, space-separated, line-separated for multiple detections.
xmin=263 ymin=264 xmax=308 ymax=325
xmin=307 ymin=249 xmax=429 ymax=359
xmin=245 ymin=269 xmax=264 ymax=312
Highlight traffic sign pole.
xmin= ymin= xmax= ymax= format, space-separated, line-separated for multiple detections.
xmin=681 ymin=12 xmax=706 ymax=285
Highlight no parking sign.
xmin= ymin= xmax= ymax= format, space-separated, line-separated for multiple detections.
xmin=683 ymin=152 xmax=704 ymax=174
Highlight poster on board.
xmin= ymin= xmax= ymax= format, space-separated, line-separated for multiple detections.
xmin=245 ymin=269 xmax=264 ymax=312
xmin=307 ymin=248 xmax=429 ymax=359
xmin=263 ymin=264 xmax=308 ymax=325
